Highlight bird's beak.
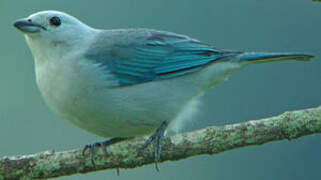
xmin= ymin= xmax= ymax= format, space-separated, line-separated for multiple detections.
xmin=13 ymin=18 xmax=46 ymax=33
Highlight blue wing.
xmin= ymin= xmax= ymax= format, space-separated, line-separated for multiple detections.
xmin=87 ymin=30 xmax=237 ymax=86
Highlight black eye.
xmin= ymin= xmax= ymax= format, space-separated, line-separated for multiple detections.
xmin=49 ymin=16 xmax=61 ymax=26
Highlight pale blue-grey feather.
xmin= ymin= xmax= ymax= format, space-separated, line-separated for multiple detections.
xmin=84 ymin=29 xmax=237 ymax=86
xmin=84 ymin=29 xmax=314 ymax=86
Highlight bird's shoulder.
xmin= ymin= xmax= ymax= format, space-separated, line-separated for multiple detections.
xmin=91 ymin=28 xmax=203 ymax=48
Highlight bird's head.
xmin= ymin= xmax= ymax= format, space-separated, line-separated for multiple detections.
xmin=14 ymin=11 xmax=96 ymax=58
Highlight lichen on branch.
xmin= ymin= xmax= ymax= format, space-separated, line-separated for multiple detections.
xmin=0 ymin=105 xmax=320 ymax=180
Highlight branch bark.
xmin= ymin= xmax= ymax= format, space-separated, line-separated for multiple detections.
xmin=1 ymin=105 xmax=321 ymax=180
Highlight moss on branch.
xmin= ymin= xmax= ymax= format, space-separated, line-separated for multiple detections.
xmin=1 ymin=105 xmax=321 ymax=179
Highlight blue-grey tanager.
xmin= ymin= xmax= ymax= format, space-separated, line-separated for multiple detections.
xmin=14 ymin=10 xmax=313 ymax=168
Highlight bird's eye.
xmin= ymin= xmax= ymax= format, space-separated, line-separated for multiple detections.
xmin=49 ymin=16 xmax=61 ymax=26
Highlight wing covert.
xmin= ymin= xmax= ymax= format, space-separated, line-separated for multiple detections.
xmin=87 ymin=30 xmax=236 ymax=86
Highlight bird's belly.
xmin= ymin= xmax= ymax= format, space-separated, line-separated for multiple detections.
xmin=35 ymin=59 xmax=183 ymax=138
xmin=35 ymin=58 xmax=242 ymax=138
xmin=39 ymin=82 xmax=182 ymax=138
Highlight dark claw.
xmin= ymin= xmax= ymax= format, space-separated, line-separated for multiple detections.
xmin=82 ymin=137 xmax=128 ymax=167
xmin=141 ymin=121 xmax=168 ymax=171
xmin=82 ymin=144 xmax=91 ymax=156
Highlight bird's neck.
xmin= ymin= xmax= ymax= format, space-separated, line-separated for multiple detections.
xmin=26 ymin=37 xmax=65 ymax=64
xmin=25 ymin=33 xmax=95 ymax=66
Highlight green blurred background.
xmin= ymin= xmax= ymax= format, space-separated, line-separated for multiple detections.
xmin=1 ymin=0 xmax=320 ymax=179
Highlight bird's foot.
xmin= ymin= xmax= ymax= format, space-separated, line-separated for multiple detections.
xmin=141 ymin=121 xmax=168 ymax=171
xmin=82 ymin=137 xmax=128 ymax=168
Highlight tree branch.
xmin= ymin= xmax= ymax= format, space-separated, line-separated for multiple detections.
xmin=1 ymin=105 xmax=321 ymax=179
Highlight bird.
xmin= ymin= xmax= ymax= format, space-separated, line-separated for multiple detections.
xmin=13 ymin=10 xmax=313 ymax=169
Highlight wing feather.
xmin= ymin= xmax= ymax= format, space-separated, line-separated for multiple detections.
xmin=86 ymin=30 xmax=237 ymax=86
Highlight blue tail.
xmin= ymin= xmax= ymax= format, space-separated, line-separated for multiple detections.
xmin=232 ymin=52 xmax=314 ymax=64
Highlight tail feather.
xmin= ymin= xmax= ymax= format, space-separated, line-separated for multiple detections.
xmin=231 ymin=52 xmax=314 ymax=64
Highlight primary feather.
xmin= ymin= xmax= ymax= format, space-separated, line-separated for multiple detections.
xmin=85 ymin=30 xmax=239 ymax=86
xmin=85 ymin=29 xmax=312 ymax=86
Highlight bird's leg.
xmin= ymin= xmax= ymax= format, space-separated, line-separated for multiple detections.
xmin=82 ymin=137 xmax=128 ymax=167
xmin=141 ymin=121 xmax=168 ymax=171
